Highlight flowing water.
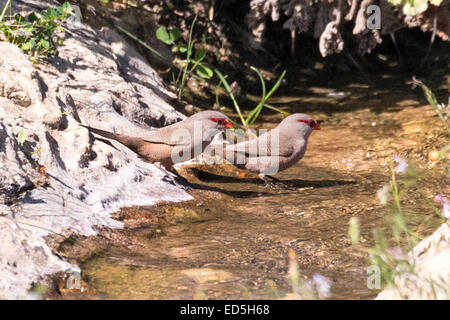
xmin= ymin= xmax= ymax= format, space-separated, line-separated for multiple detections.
xmin=56 ymin=79 xmax=449 ymax=300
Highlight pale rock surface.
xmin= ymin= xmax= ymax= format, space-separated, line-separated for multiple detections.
xmin=376 ymin=222 xmax=450 ymax=300
xmin=0 ymin=0 xmax=191 ymax=299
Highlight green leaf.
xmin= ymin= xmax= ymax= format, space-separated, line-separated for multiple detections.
xmin=169 ymin=28 xmax=181 ymax=42
xmin=196 ymin=64 xmax=213 ymax=79
xmin=17 ymin=128 xmax=27 ymax=146
xmin=39 ymin=39 xmax=50 ymax=49
xmin=23 ymin=25 xmax=34 ymax=32
xmin=156 ymin=26 xmax=171 ymax=45
xmin=194 ymin=48 xmax=206 ymax=61
xmin=179 ymin=45 xmax=187 ymax=53
xmin=402 ymin=0 xmax=428 ymax=15
xmin=56 ymin=6 xmax=65 ymax=16
xmin=21 ymin=41 xmax=33 ymax=51
xmin=47 ymin=8 xmax=57 ymax=19
xmin=28 ymin=12 xmax=38 ymax=22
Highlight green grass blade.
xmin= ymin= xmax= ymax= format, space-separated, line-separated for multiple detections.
xmin=265 ymin=69 xmax=286 ymax=101
xmin=0 ymin=0 xmax=11 ymax=23
xmin=263 ymin=103 xmax=290 ymax=115
xmin=215 ymin=69 xmax=246 ymax=128
xmin=250 ymin=66 xmax=266 ymax=99
xmin=178 ymin=15 xmax=197 ymax=99
xmin=246 ymin=67 xmax=266 ymax=125
xmin=215 ymin=76 xmax=225 ymax=107
xmin=248 ymin=70 xmax=287 ymax=126
xmin=116 ymin=25 xmax=170 ymax=63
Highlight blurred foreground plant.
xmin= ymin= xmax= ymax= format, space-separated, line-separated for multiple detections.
xmin=285 ymin=249 xmax=331 ymax=299
xmin=349 ymin=82 xmax=449 ymax=296
xmin=413 ymin=78 xmax=450 ymax=175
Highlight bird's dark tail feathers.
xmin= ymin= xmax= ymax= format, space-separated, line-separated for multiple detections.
xmin=80 ymin=124 xmax=142 ymax=153
xmin=80 ymin=125 xmax=121 ymax=141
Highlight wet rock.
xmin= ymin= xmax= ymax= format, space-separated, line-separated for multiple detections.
xmin=181 ymin=268 xmax=236 ymax=284
xmin=164 ymin=207 xmax=201 ymax=222
xmin=0 ymin=0 xmax=191 ymax=299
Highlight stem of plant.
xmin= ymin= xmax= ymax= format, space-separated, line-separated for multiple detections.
xmin=116 ymin=25 xmax=170 ymax=64
xmin=214 ymin=68 xmax=247 ymax=128
xmin=178 ymin=15 xmax=197 ymax=100
xmin=247 ymin=69 xmax=286 ymax=126
xmin=0 ymin=0 xmax=11 ymax=23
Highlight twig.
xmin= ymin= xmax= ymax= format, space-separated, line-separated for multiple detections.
xmin=418 ymin=7 xmax=437 ymax=70
xmin=390 ymin=31 xmax=403 ymax=66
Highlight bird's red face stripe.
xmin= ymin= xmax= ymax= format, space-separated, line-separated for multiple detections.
xmin=298 ymin=119 xmax=321 ymax=130
xmin=210 ymin=117 xmax=234 ymax=129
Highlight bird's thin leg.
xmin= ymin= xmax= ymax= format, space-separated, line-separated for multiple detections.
xmin=259 ymin=174 xmax=296 ymax=190
xmin=258 ymin=174 xmax=281 ymax=189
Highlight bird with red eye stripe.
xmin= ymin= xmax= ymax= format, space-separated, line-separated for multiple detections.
xmin=222 ymin=113 xmax=320 ymax=186
xmin=209 ymin=117 xmax=234 ymax=129
xmin=80 ymin=111 xmax=233 ymax=170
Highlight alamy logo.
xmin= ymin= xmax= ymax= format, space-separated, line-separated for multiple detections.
xmin=366 ymin=5 xmax=381 ymax=30
xmin=66 ymin=270 xmax=81 ymax=290
xmin=367 ymin=265 xmax=381 ymax=290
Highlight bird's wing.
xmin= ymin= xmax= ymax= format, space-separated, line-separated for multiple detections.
xmin=228 ymin=130 xmax=294 ymax=158
xmin=141 ymin=135 xmax=187 ymax=146
xmin=141 ymin=122 xmax=192 ymax=146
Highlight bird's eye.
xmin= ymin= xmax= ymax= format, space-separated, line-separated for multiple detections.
xmin=308 ymin=120 xmax=315 ymax=128
xmin=217 ymin=119 xmax=224 ymax=125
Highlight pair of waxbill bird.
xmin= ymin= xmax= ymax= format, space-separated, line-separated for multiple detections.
xmin=82 ymin=111 xmax=320 ymax=183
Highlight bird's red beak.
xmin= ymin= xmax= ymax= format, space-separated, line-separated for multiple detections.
xmin=210 ymin=117 xmax=234 ymax=129
xmin=313 ymin=122 xmax=321 ymax=130
xmin=225 ymin=120 xmax=234 ymax=129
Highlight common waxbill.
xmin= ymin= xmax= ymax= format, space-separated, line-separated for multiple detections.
xmin=82 ymin=111 xmax=233 ymax=169
xmin=222 ymin=113 xmax=320 ymax=182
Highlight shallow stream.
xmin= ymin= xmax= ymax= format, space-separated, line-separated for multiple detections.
xmin=56 ymin=79 xmax=449 ymax=299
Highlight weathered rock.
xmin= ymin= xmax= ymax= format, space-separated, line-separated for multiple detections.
xmin=0 ymin=0 xmax=191 ymax=299
xmin=376 ymin=222 xmax=450 ymax=300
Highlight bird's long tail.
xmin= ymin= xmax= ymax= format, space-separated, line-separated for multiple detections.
xmin=80 ymin=125 xmax=120 ymax=140
xmin=80 ymin=124 xmax=142 ymax=152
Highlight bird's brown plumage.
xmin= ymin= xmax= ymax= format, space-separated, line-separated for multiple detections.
xmin=82 ymin=111 xmax=233 ymax=168
xmin=223 ymin=113 xmax=319 ymax=176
